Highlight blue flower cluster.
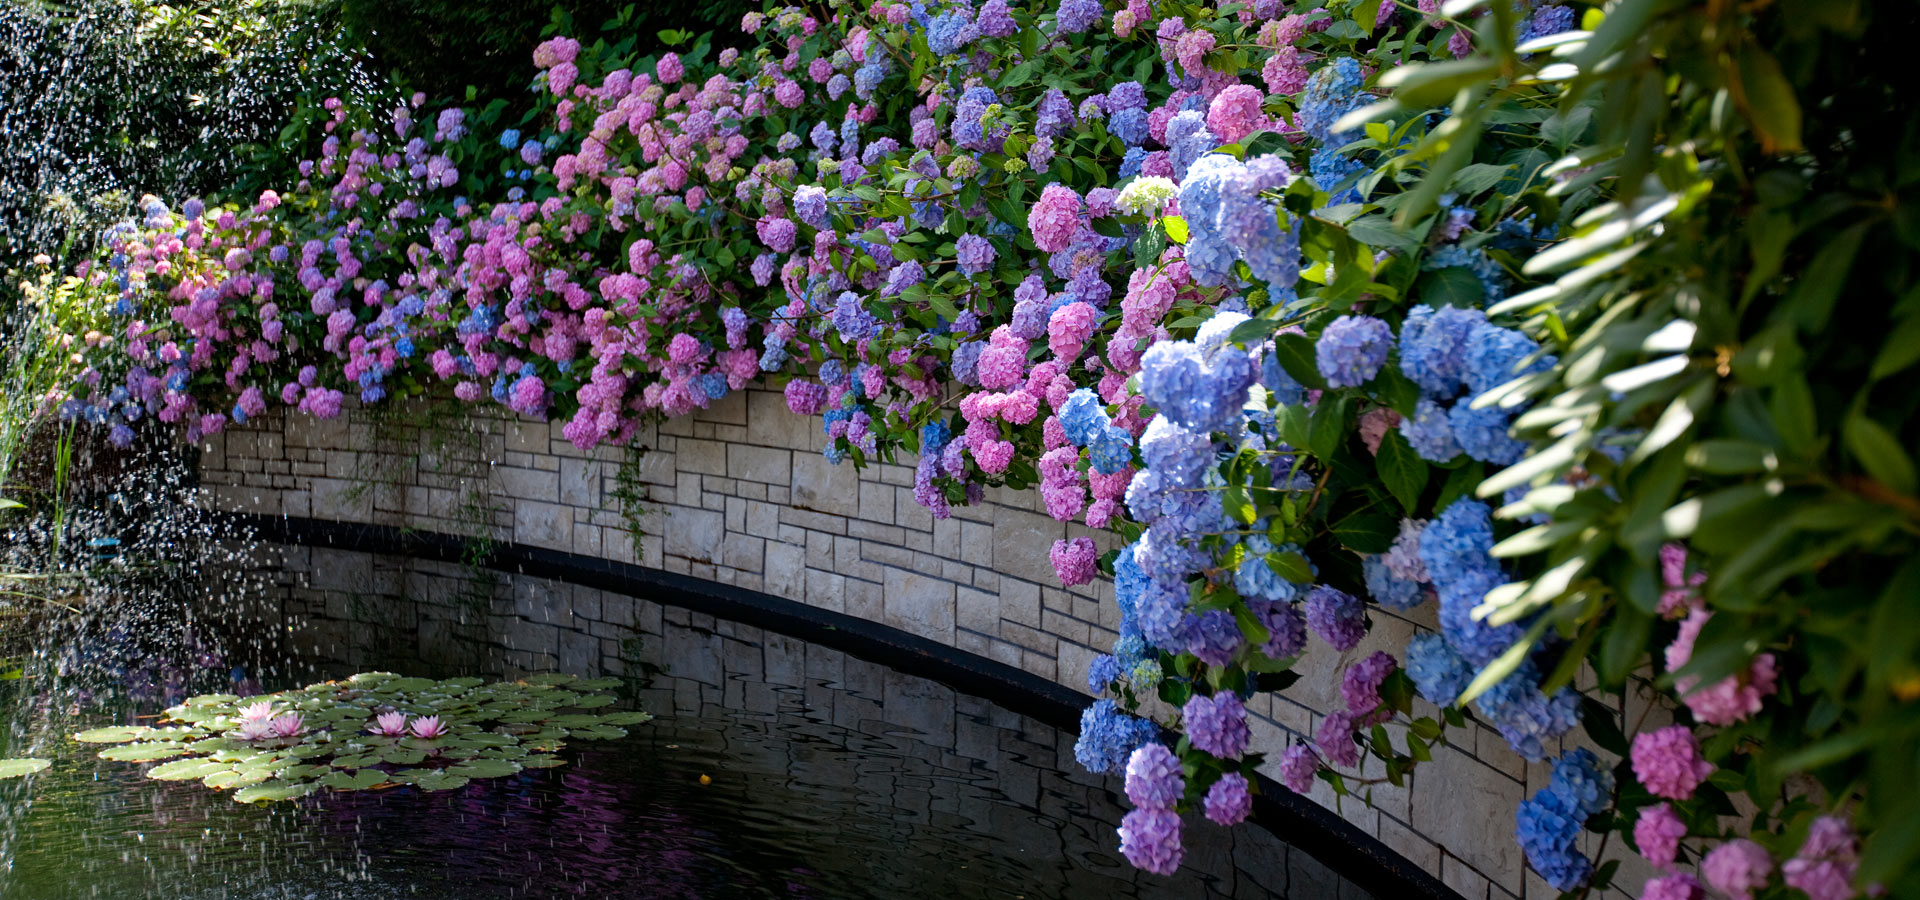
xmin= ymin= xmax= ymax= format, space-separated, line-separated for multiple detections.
xmin=1395 ymin=306 xmax=1556 ymax=464
xmin=1414 ymin=500 xmax=1581 ymax=760
xmin=1177 ymin=153 xmax=1301 ymax=291
xmin=1075 ymin=699 xmax=1159 ymax=773
xmin=1515 ymin=749 xmax=1612 ymax=890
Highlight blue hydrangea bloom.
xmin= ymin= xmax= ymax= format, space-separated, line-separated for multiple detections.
xmin=1449 ymin=402 xmax=1525 ymax=465
xmin=1401 ymin=397 xmax=1462 ymax=462
xmin=1398 ymin=304 xmax=1488 ymax=398
xmin=1315 ymin=315 xmax=1393 ymax=388
xmin=1364 ymin=555 xmax=1423 ymax=610
xmin=1406 ymin=632 xmax=1472 ymax=706
xmin=1074 ymin=699 xmax=1158 ymax=773
xmin=1089 ymin=425 xmax=1136 ymax=474
xmin=1515 ymin=788 xmax=1594 ymax=891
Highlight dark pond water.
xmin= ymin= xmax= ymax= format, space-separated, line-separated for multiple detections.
xmin=0 ymin=544 xmax=1377 ymax=899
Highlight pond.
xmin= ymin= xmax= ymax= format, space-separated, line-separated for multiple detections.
xmin=0 ymin=543 xmax=1379 ymax=899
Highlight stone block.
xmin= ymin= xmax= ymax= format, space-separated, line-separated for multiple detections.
xmin=559 ymin=458 xmax=599 ymax=507
xmin=513 ymin=501 xmax=572 ymax=550
xmin=764 ymin=541 xmax=805 ymax=599
xmin=990 ymin=508 xmax=1065 ymax=585
xmin=1410 ymin=743 xmax=1525 ymax=894
xmin=676 ymin=438 xmax=728 ymax=475
xmin=790 ymin=453 xmax=861 ymax=517
xmin=747 ymin=389 xmax=815 ymax=449
xmin=884 ymin=570 xmax=955 ymax=644
xmin=726 ymin=443 xmax=791 ymax=485
xmin=663 ymin=506 xmax=725 ymax=564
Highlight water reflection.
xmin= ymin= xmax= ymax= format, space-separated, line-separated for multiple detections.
xmin=0 ymin=544 xmax=1375 ymax=899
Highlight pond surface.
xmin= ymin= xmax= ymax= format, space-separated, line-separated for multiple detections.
xmin=0 ymin=544 xmax=1376 ymax=899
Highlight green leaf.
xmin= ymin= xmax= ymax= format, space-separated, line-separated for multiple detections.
xmin=1447 ymin=163 xmax=1512 ymax=196
xmin=73 ymin=726 xmax=150 ymax=743
xmin=1843 ymin=413 xmax=1917 ymax=495
xmin=318 ymin=769 xmax=390 ymax=791
xmin=1735 ymin=44 xmax=1803 ymax=153
xmin=1267 ymin=550 xmax=1315 ymax=583
xmin=1271 ymin=333 xmax=1330 ymax=391
xmin=0 ymin=758 xmax=51 ymax=779
xmin=1413 ymin=265 xmax=1485 ymax=309
xmin=1162 ymin=215 xmax=1189 ymax=244
xmin=1376 ymin=430 xmax=1428 ymax=513
xmin=1377 ymin=58 xmax=1500 ymax=107
xmin=1331 ymin=509 xmax=1397 ymax=554
xmin=233 ymin=780 xmax=319 ymax=803
xmin=147 ymin=758 xmax=227 ymax=781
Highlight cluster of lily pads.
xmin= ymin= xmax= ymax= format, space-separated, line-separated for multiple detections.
xmin=72 ymin=671 xmax=648 ymax=802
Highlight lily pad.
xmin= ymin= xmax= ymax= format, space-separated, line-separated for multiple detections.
xmin=100 ymin=742 xmax=187 ymax=762
xmin=73 ymin=726 xmax=150 ymax=743
xmin=412 ymin=772 xmax=470 ymax=791
xmin=0 ymin=758 xmax=51 ymax=778
xmin=447 ymin=758 xmax=522 ymax=779
xmin=378 ymin=747 xmax=427 ymax=766
xmin=147 ymin=759 xmax=228 ymax=781
xmin=378 ymin=677 xmax=438 ymax=693
xmin=318 ymin=769 xmax=389 ymax=791
xmin=567 ymin=725 xmax=628 ymax=741
xmin=204 ymin=768 xmax=271 ymax=790
xmin=233 ymin=780 xmax=319 ymax=804
xmin=80 ymin=670 xmax=647 ymax=802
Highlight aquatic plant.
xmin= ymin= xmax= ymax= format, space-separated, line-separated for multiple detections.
xmin=74 ymin=671 xmax=649 ymax=802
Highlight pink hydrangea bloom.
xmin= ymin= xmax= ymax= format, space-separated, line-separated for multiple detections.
xmin=971 ymin=438 xmax=1015 ymax=473
xmin=1783 ymin=818 xmax=1860 ymax=900
xmin=1028 ymin=184 xmax=1083 ymax=253
xmin=1664 ymin=608 xmax=1778 ymax=726
xmin=1358 ymin=407 xmax=1402 ymax=455
xmin=1048 ymin=301 xmax=1098 ymax=362
xmin=1702 ymin=839 xmax=1774 ymax=900
xmin=1207 ymin=84 xmax=1268 ymax=144
xmin=1641 ymin=873 xmax=1705 ymax=900
xmin=657 ymin=52 xmax=684 ymax=84
xmin=1050 ymin=537 xmax=1098 ymax=586
xmin=1634 ymin=803 xmax=1687 ymax=867
xmin=1632 ymin=725 xmax=1714 ymax=801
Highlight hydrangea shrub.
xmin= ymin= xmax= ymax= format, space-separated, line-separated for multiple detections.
xmin=36 ymin=0 xmax=1909 ymax=895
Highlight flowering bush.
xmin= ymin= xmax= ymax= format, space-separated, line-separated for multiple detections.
xmin=40 ymin=0 xmax=1916 ymax=895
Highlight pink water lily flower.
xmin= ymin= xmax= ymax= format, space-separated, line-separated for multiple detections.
xmin=268 ymin=713 xmax=306 ymax=739
xmin=369 ymin=711 xmax=409 ymax=736
xmin=238 ymin=701 xmax=275 ymax=722
xmin=234 ymin=718 xmax=275 ymax=742
xmin=408 ymin=715 xmax=450 ymax=739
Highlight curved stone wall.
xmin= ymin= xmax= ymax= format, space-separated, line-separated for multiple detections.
xmin=194 ymin=388 xmax=1659 ymax=900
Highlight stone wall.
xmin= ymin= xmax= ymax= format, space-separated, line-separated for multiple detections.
xmin=195 ymin=388 xmax=1660 ymax=900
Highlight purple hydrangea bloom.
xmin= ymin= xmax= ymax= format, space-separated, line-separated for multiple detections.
xmin=1304 ymin=585 xmax=1366 ymax=651
xmin=1124 ymin=742 xmax=1185 ymax=808
xmin=955 ymin=233 xmax=996 ymax=275
xmin=1118 ymin=807 xmax=1184 ymax=875
xmin=1183 ymin=691 xmax=1250 ymax=759
xmin=1279 ymin=744 xmax=1319 ymax=793
xmin=1203 ymin=773 xmax=1253 ymax=825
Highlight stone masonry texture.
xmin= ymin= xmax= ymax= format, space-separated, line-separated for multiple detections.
xmin=195 ymin=389 xmax=1654 ymax=900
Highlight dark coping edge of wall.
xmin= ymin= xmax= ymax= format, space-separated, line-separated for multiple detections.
xmin=219 ymin=511 xmax=1463 ymax=900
